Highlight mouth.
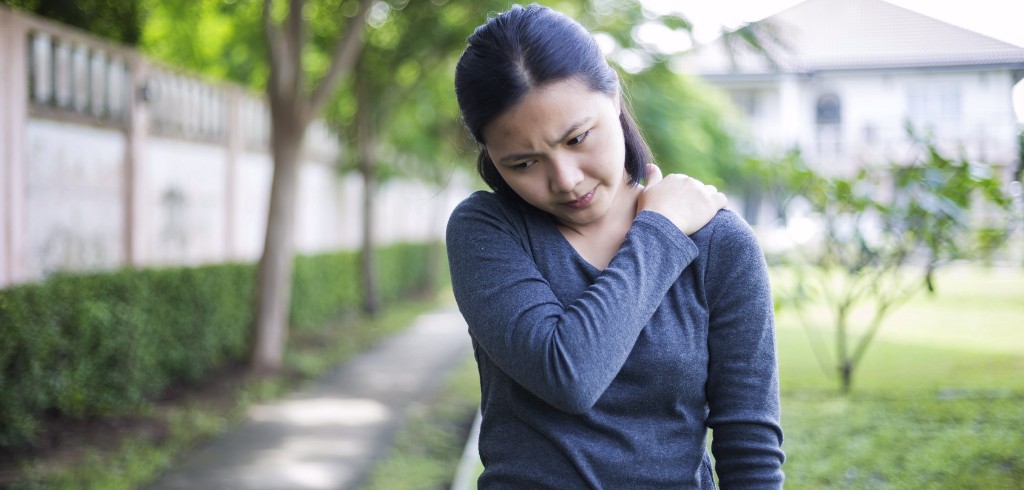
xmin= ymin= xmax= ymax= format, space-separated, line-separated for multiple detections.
xmin=562 ymin=189 xmax=596 ymax=209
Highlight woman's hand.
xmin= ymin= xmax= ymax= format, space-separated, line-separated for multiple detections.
xmin=638 ymin=163 xmax=728 ymax=235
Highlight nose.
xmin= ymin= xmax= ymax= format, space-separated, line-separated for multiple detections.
xmin=548 ymin=156 xmax=583 ymax=194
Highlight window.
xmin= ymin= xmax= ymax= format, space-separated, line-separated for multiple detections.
xmin=906 ymin=84 xmax=962 ymax=130
xmin=816 ymin=94 xmax=842 ymax=125
xmin=815 ymin=93 xmax=842 ymax=156
xmin=730 ymin=90 xmax=760 ymax=118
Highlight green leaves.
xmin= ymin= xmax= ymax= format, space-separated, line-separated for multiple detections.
xmin=0 ymin=243 xmax=437 ymax=449
xmin=762 ymin=127 xmax=1017 ymax=392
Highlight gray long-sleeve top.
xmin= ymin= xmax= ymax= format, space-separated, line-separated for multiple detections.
xmin=446 ymin=191 xmax=784 ymax=489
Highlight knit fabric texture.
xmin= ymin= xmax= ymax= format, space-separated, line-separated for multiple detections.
xmin=446 ymin=191 xmax=785 ymax=489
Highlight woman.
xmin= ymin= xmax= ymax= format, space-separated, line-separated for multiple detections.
xmin=446 ymin=4 xmax=784 ymax=488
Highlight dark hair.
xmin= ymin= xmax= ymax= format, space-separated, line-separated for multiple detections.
xmin=454 ymin=4 xmax=650 ymax=197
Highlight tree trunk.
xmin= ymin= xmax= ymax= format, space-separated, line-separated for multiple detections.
xmin=840 ymin=361 xmax=853 ymax=394
xmin=250 ymin=122 xmax=306 ymax=375
xmin=249 ymin=0 xmax=372 ymax=375
xmin=357 ymin=78 xmax=380 ymax=316
xmin=836 ymin=308 xmax=852 ymax=393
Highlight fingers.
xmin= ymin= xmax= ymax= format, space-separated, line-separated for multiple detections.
xmin=645 ymin=163 xmax=663 ymax=187
xmin=713 ymin=191 xmax=728 ymax=209
xmin=704 ymin=183 xmax=728 ymax=209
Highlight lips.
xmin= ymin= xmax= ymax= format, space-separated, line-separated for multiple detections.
xmin=563 ymin=190 xmax=595 ymax=209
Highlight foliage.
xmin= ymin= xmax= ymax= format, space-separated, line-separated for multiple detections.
xmin=376 ymin=242 xmax=439 ymax=302
xmin=10 ymin=298 xmax=440 ymax=490
xmin=624 ymin=64 xmax=748 ymax=187
xmin=326 ymin=1 xmax=509 ymax=181
xmin=781 ymin=392 xmax=1024 ymax=488
xmin=289 ymin=251 xmax=360 ymax=331
xmin=138 ymin=0 xmax=367 ymax=92
xmin=140 ymin=0 xmax=267 ymax=89
xmin=131 ymin=0 xmax=759 ymax=191
xmin=0 ymin=263 xmax=254 ymax=449
xmin=773 ymin=265 xmax=1024 ymax=487
xmin=14 ymin=0 xmax=766 ymax=191
xmin=765 ymin=129 xmax=1017 ymax=393
xmin=0 ymin=242 xmax=440 ymax=449
xmin=1 ymin=0 xmax=144 ymax=44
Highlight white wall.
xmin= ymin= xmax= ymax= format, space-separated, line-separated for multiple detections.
xmin=233 ymin=152 xmax=274 ymax=261
xmin=143 ymin=138 xmax=229 ymax=266
xmin=25 ymin=120 xmax=125 ymax=277
xmin=719 ymin=67 xmax=1021 ymax=176
xmin=0 ymin=6 xmax=474 ymax=287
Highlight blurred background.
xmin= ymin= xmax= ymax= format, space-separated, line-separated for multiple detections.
xmin=1 ymin=0 xmax=1022 ymax=488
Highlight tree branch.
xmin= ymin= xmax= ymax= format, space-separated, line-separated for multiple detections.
xmin=264 ymin=0 xmax=283 ymax=97
xmin=309 ymin=0 xmax=374 ymax=114
xmin=287 ymin=0 xmax=306 ymax=106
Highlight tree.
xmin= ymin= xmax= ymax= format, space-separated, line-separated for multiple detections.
xmin=768 ymin=126 xmax=1017 ymax=393
xmin=250 ymin=0 xmax=373 ymax=374
xmin=1 ymin=0 xmax=144 ymax=44
xmin=332 ymin=0 xmax=771 ymax=315
xmin=553 ymin=0 xmax=777 ymax=190
xmin=624 ymin=64 xmax=747 ymax=187
xmin=139 ymin=0 xmax=267 ymax=89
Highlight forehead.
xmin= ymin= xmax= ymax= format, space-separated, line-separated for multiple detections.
xmin=483 ymin=78 xmax=613 ymax=145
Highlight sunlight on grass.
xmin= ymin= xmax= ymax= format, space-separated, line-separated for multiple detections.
xmin=772 ymin=264 xmax=1024 ymax=488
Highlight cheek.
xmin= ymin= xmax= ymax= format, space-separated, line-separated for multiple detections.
xmin=601 ymin=132 xmax=628 ymax=173
xmin=494 ymin=168 xmax=541 ymax=197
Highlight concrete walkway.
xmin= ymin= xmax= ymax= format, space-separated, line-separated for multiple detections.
xmin=147 ymin=305 xmax=472 ymax=490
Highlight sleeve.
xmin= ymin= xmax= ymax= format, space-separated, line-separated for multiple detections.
xmin=445 ymin=195 xmax=699 ymax=414
xmin=703 ymin=212 xmax=786 ymax=488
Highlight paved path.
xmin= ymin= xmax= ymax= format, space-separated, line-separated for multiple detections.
xmin=147 ymin=305 xmax=472 ymax=490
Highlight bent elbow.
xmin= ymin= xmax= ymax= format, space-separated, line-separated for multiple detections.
xmin=543 ymin=384 xmax=603 ymax=414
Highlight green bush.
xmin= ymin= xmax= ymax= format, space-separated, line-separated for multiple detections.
xmin=290 ymin=252 xmax=361 ymax=331
xmin=0 ymin=242 xmax=439 ymax=449
xmin=377 ymin=243 xmax=433 ymax=303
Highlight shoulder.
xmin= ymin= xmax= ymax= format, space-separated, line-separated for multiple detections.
xmin=690 ymin=209 xmax=762 ymax=258
xmin=450 ymin=190 xmax=523 ymax=222
xmin=692 ymin=210 xmax=771 ymax=305
xmin=447 ymin=190 xmax=538 ymax=243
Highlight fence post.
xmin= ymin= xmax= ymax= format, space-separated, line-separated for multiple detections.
xmin=0 ymin=7 xmax=28 ymax=287
xmin=124 ymin=55 xmax=149 ymax=267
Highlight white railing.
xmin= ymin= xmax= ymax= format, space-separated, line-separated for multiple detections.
xmin=27 ymin=29 xmax=131 ymax=125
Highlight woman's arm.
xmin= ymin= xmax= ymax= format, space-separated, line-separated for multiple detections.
xmin=447 ymin=194 xmax=695 ymax=413
xmin=703 ymin=212 xmax=786 ymax=487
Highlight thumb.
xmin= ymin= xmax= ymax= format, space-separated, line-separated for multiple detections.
xmin=644 ymin=163 xmax=663 ymax=187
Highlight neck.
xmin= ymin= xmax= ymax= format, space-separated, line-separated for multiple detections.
xmin=559 ymin=184 xmax=641 ymax=239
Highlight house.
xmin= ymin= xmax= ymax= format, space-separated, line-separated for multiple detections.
xmin=678 ymin=0 xmax=1024 ymax=185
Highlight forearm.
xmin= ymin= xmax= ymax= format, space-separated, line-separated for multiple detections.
xmin=448 ymin=206 xmax=697 ymax=413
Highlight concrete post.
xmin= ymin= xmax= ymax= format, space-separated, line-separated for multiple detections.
xmin=125 ymin=55 xmax=149 ymax=267
xmin=0 ymin=7 xmax=10 ymax=288
xmin=0 ymin=7 xmax=28 ymax=286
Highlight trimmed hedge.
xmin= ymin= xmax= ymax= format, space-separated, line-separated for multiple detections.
xmin=0 ymin=243 xmax=440 ymax=448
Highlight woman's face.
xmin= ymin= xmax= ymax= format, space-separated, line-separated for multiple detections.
xmin=482 ymin=78 xmax=630 ymax=230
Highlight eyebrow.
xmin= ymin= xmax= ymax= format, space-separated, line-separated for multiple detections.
xmin=496 ymin=117 xmax=592 ymax=165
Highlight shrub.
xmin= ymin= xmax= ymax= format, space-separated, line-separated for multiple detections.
xmin=0 ymin=242 xmax=438 ymax=448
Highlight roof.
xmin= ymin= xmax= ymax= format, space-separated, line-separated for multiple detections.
xmin=678 ymin=0 xmax=1024 ymax=76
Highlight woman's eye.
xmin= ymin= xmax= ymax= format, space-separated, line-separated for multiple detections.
xmin=512 ymin=160 xmax=536 ymax=170
xmin=568 ymin=130 xmax=590 ymax=146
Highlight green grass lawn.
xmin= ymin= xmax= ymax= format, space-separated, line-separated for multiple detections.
xmin=774 ymin=264 xmax=1024 ymax=488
